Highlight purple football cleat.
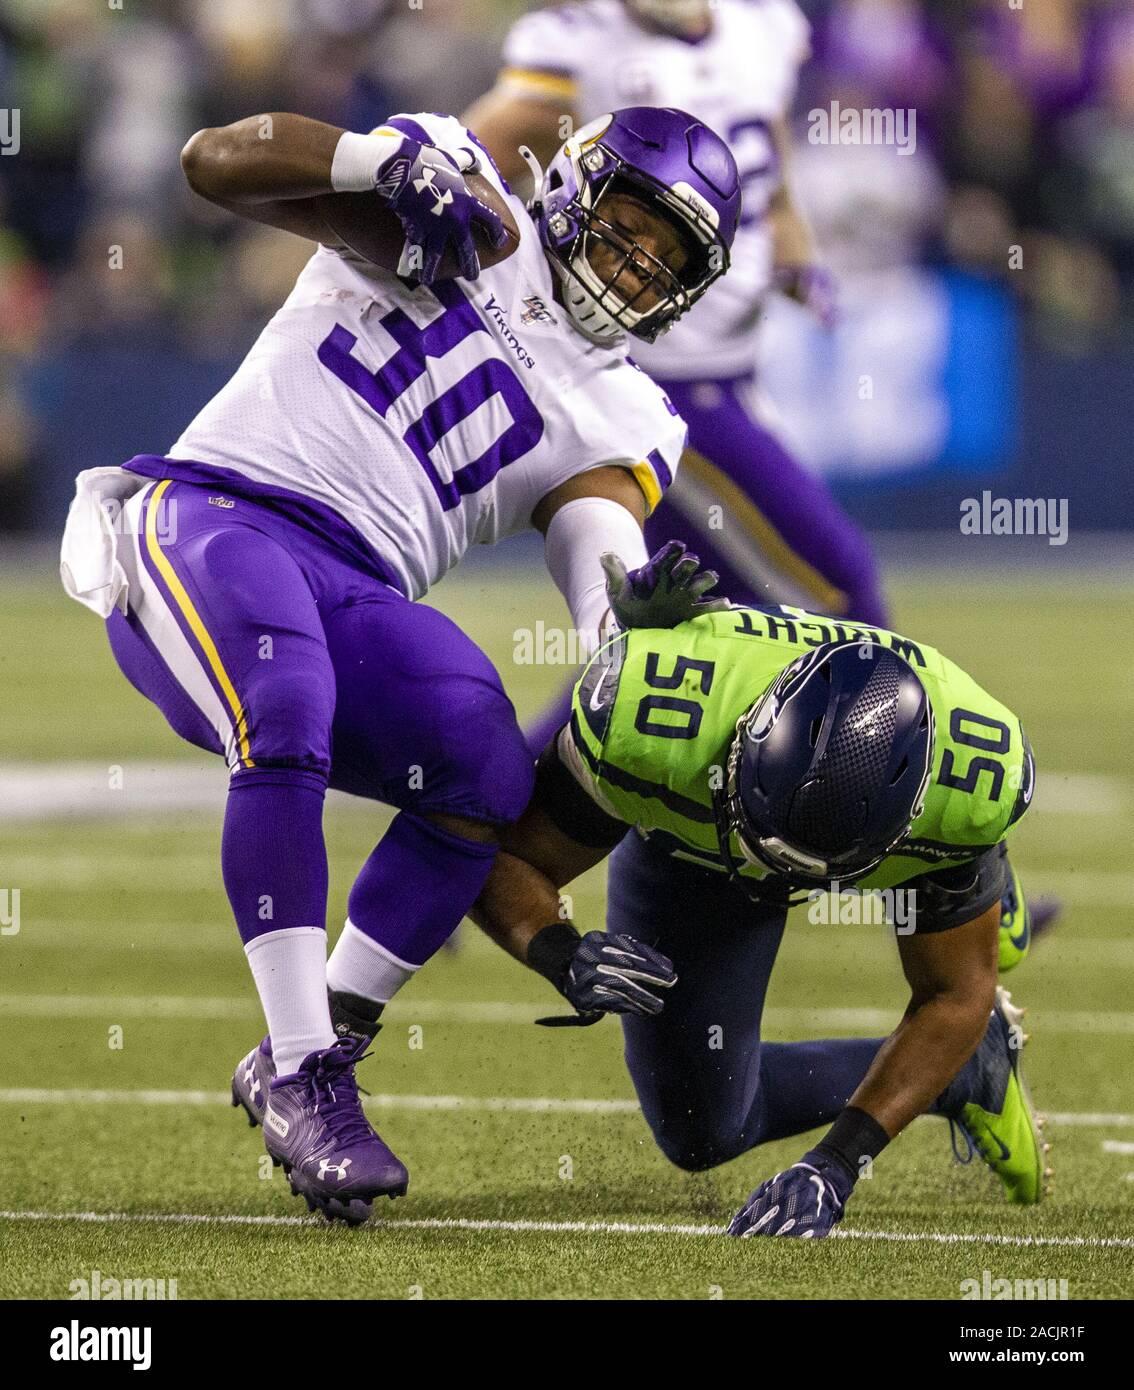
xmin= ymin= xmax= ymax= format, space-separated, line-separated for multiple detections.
xmin=262 ymin=1037 xmax=408 ymax=1224
xmin=231 ymin=1036 xmax=274 ymax=1126
xmin=230 ymin=993 xmax=383 ymax=1131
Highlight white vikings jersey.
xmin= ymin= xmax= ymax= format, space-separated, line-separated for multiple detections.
xmin=502 ymin=0 xmax=810 ymax=379
xmin=166 ymin=112 xmax=684 ymax=600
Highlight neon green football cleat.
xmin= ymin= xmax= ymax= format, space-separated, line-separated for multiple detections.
xmin=998 ymin=863 xmax=1031 ymax=972
xmin=950 ymin=988 xmax=1051 ymax=1205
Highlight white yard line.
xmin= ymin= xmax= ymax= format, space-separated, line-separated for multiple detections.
xmin=3 ymin=763 xmax=1126 ymax=820
xmin=0 ymin=1086 xmax=1130 ymax=1127
xmin=0 ymin=765 xmax=379 ymax=823
xmin=0 ymin=1208 xmax=1130 ymax=1250
xmin=5 ymin=993 xmax=1134 ymax=1034
xmin=5 ymin=860 xmax=1133 ymax=905
xmin=0 ymin=1087 xmax=640 ymax=1114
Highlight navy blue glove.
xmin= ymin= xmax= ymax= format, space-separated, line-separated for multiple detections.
xmin=537 ymin=931 xmax=677 ymax=1026
xmin=378 ymin=140 xmax=508 ymax=284
xmin=601 ymin=541 xmax=729 ymax=631
xmin=726 ymin=1149 xmax=854 ymax=1238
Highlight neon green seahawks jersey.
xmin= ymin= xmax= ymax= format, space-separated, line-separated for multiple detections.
xmin=566 ymin=606 xmax=1034 ymax=892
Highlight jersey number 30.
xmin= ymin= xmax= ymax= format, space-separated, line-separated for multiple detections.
xmin=318 ymin=281 xmax=544 ymax=511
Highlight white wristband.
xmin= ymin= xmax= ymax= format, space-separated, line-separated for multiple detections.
xmin=330 ymin=129 xmax=405 ymax=193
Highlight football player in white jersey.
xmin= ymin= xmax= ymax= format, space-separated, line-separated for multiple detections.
xmin=465 ymin=0 xmax=890 ymax=751
xmin=60 ymin=106 xmax=740 ymax=1222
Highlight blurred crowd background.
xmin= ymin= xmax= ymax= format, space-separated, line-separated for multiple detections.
xmin=0 ymin=0 xmax=1131 ymax=533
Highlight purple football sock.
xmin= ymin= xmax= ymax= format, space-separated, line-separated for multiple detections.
xmin=222 ymin=767 xmax=329 ymax=943
xmin=346 ymin=811 xmax=498 ymax=966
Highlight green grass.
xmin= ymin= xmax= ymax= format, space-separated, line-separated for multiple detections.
xmin=1 ymin=562 xmax=1132 ymax=1298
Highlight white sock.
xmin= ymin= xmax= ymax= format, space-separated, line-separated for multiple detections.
xmin=326 ymin=920 xmax=419 ymax=1006
xmin=244 ymin=927 xmax=336 ymax=1075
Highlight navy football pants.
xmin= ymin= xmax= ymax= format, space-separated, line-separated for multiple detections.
xmin=607 ymin=832 xmax=885 ymax=1172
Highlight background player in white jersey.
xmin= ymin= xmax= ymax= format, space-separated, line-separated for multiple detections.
xmin=465 ymin=0 xmax=890 ymax=751
xmin=61 ymin=106 xmax=740 ymax=1222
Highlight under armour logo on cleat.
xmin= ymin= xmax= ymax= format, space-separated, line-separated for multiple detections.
xmin=317 ymin=1157 xmax=353 ymax=1182
xmin=243 ymin=1066 xmax=261 ymax=1101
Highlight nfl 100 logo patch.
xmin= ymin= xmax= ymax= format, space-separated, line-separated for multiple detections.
xmin=520 ymin=294 xmax=557 ymax=327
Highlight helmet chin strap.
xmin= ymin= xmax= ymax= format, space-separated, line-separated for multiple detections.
xmin=550 ymin=256 xmax=626 ymax=345
xmin=517 ymin=144 xmax=545 ymax=213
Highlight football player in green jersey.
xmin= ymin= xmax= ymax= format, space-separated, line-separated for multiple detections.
xmin=471 ymin=566 xmax=1051 ymax=1237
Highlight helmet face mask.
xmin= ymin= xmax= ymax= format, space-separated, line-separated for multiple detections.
xmin=535 ymin=111 xmax=739 ymax=345
xmin=560 ymin=175 xmax=709 ymax=342
xmin=715 ymin=643 xmax=936 ymax=889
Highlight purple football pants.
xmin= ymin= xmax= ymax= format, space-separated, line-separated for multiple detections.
xmin=525 ymin=372 xmax=888 ymax=754
xmin=108 ymin=480 xmax=533 ymax=960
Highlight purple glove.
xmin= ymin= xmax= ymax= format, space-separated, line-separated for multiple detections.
xmin=377 ymin=139 xmax=509 ymax=284
xmin=774 ymin=264 xmax=839 ymax=330
xmin=727 ymin=1149 xmax=854 ymax=1238
xmin=601 ymin=541 xmax=729 ymax=630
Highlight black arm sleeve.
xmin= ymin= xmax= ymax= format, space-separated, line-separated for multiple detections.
xmin=533 ymin=732 xmax=630 ymax=851
xmin=899 ymin=842 xmax=1009 ymax=935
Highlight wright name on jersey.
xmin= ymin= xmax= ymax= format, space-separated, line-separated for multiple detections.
xmin=558 ymin=606 xmax=1035 ymax=906
xmin=502 ymin=0 xmax=810 ymax=379
xmin=124 ymin=112 xmax=684 ymax=600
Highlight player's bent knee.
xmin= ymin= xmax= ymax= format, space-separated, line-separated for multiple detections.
xmin=424 ymin=812 xmax=499 ymax=844
xmin=648 ymin=1117 xmax=746 ymax=1174
xmin=241 ymin=668 xmax=334 ymax=776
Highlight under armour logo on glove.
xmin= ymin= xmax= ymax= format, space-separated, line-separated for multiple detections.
xmin=727 ymin=1154 xmax=852 ymax=1238
xmin=412 ymin=166 xmax=455 ymax=216
xmin=377 ymin=137 xmax=508 ymax=284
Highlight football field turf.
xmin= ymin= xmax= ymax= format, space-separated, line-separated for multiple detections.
xmin=1 ymin=556 xmax=1132 ymax=1299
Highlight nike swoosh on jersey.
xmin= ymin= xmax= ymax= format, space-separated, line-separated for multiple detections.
xmin=589 ymin=667 xmax=611 ymax=711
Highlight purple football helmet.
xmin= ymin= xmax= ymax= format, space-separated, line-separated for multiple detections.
xmin=531 ymin=108 xmax=741 ymax=345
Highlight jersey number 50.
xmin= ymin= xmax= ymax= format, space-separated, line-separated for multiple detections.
xmin=318 ymin=281 xmax=544 ymax=511
xmin=937 ymin=708 xmax=1011 ymax=802
xmin=634 ymin=653 xmax=716 ymax=739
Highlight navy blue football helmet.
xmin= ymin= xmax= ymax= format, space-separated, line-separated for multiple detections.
xmin=714 ymin=641 xmax=935 ymax=888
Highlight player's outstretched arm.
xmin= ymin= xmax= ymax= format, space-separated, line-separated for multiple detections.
xmin=181 ymin=113 xmax=517 ymax=281
xmin=534 ymin=471 xmax=726 ymax=652
xmin=767 ymin=118 xmax=838 ymax=329
xmin=729 ymin=903 xmax=1000 ymax=1238
xmin=471 ymin=774 xmax=675 ymax=1023
xmin=851 ymin=903 xmax=1000 ymax=1134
